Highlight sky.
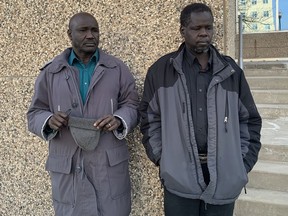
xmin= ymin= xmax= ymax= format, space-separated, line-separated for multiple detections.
xmin=275 ymin=0 xmax=288 ymax=30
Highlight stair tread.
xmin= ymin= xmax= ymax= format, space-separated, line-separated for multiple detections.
xmin=253 ymin=160 xmax=288 ymax=174
xmin=261 ymin=143 xmax=288 ymax=147
xmin=252 ymin=89 xmax=288 ymax=93
xmin=261 ymin=118 xmax=288 ymax=145
xmin=239 ymin=188 xmax=288 ymax=205
xmin=247 ymin=76 xmax=288 ymax=78
xmin=257 ymin=104 xmax=288 ymax=108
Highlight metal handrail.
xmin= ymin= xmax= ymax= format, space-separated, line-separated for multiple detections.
xmin=238 ymin=14 xmax=243 ymax=69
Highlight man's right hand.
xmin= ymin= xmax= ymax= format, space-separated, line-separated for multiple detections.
xmin=48 ymin=111 xmax=69 ymax=131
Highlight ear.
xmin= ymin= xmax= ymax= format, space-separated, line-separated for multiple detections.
xmin=180 ymin=26 xmax=185 ymax=37
xmin=67 ymin=29 xmax=72 ymax=41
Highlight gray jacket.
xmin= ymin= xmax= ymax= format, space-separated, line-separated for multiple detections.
xmin=139 ymin=44 xmax=262 ymax=205
xmin=27 ymin=48 xmax=138 ymax=216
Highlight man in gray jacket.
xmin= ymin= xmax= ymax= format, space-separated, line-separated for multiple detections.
xmin=139 ymin=3 xmax=262 ymax=216
xmin=27 ymin=12 xmax=138 ymax=216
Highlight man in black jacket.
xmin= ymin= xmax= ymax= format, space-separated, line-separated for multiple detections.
xmin=139 ymin=3 xmax=262 ymax=216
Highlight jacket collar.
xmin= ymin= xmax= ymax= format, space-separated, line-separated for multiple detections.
xmin=41 ymin=48 xmax=117 ymax=74
xmin=171 ymin=42 xmax=229 ymax=76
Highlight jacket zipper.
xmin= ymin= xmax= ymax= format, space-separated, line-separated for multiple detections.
xmin=178 ymin=73 xmax=193 ymax=163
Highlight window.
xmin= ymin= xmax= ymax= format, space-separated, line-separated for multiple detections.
xmin=264 ymin=24 xmax=270 ymax=30
xmin=252 ymin=0 xmax=257 ymax=5
xmin=240 ymin=0 xmax=246 ymax=5
xmin=251 ymin=11 xmax=258 ymax=18
xmin=252 ymin=24 xmax=258 ymax=30
xmin=263 ymin=0 xmax=268 ymax=3
xmin=263 ymin=11 xmax=269 ymax=17
xmin=240 ymin=12 xmax=246 ymax=19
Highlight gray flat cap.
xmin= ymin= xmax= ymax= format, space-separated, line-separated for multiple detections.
xmin=68 ymin=116 xmax=101 ymax=151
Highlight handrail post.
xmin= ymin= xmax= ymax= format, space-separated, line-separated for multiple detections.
xmin=238 ymin=14 xmax=243 ymax=69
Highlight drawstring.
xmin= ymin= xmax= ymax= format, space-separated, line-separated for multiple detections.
xmin=224 ymin=91 xmax=229 ymax=132
xmin=224 ymin=116 xmax=228 ymax=132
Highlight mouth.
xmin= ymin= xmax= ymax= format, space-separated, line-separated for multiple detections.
xmin=84 ymin=43 xmax=96 ymax=47
xmin=197 ymin=41 xmax=209 ymax=45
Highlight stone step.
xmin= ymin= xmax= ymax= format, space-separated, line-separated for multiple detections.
xmin=252 ymin=90 xmax=288 ymax=104
xmin=259 ymin=144 xmax=288 ymax=162
xmin=247 ymin=160 xmax=288 ymax=192
xmin=243 ymin=61 xmax=288 ymax=70
xmin=247 ymin=77 xmax=288 ymax=90
xmin=244 ymin=69 xmax=288 ymax=77
xmin=259 ymin=118 xmax=288 ymax=161
xmin=235 ymin=188 xmax=288 ymax=216
xmin=256 ymin=104 xmax=288 ymax=119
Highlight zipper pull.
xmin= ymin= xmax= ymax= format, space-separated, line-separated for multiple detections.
xmin=224 ymin=116 xmax=228 ymax=132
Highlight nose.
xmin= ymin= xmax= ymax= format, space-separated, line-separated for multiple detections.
xmin=86 ymin=30 xmax=94 ymax=38
xmin=199 ymin=28 xmax=208 ymax=36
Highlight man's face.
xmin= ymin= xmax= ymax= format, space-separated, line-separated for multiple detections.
xmin=68 ymin=14 xmax=100 ymax=56
xmin=180 ymin=11 xmax=214 ymax=54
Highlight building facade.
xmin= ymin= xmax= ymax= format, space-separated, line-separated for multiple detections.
xmin=238 ymin=0 xmax=275 ymax=32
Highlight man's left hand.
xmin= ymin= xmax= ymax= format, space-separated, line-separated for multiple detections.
xmin=93 ymin=115 xmax=121 ymax=131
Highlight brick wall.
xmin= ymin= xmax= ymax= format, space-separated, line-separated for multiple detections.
xmin=235 ymin=31 xmax=288 ymax=59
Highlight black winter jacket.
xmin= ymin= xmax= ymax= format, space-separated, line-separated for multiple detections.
xmin=139 ymin=43 xmax=262 ymax=205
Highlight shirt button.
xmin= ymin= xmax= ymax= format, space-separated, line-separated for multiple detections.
xmin=75 ymin=166 xmax=82 ymax=173
xmin=199 ymin=89 xmax=202 ymax=92
xmin=85 ymin=82 xmax=87 ymax=85
xmin=72 ymin=102 xmax=78 ymax=108
xmin=199 ymin=108 xmax=203 ymax=111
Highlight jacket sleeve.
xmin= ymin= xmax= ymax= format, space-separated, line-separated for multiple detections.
xmin=27 ymin=69 xmax=55 ymax=140
xmin=112 ymin=62 xmax=139 ymax=138
xmin=139 ymin=67 xmax=162 ymax=165
xmin=238 ymin=68 xmax=262 ymax=173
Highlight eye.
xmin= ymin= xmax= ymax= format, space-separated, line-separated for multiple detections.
xmin=190 ymin=27 xmax=200 ymax=31
xmin=91 ymin=28 xmax=99 ymax=33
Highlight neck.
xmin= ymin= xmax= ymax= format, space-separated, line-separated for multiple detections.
xmin=74 ymin=50 xmax=94 ymax=64
xmin=195 ymin=51 xmax=210 ymax=70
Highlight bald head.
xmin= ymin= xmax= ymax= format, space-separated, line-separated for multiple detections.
xmin=69 ymin=12 xmax=97 ymax=30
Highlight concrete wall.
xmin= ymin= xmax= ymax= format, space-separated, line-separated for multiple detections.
xmin=235 ymin=31 xmax=288 ymax=59
xmin=0 ymin=0 xmax=235 ymax=215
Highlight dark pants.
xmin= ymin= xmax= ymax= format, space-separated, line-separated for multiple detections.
xmin=164 ymin=163 xmax=234 ymax=216
xmin=164 ymin=188 xmax=234 ymax=216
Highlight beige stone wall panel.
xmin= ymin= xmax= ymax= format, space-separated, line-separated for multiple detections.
xmin=0 ymin=0 xmax=234 ymax=215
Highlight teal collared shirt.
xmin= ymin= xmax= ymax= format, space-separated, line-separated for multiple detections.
xmin=68 ymin=49 xmax=99 ymax=104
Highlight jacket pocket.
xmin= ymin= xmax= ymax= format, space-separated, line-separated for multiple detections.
xmin=45 ymin=155 xmax=75 ymax=205
xmin=106 ymin=145 xmax=131 ymax=199
xmin=213 ymin=154 xmax=248 ymax=200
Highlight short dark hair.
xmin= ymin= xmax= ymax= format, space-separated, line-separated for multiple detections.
xmin=180 ymin=3 xmax=214 ymax=27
